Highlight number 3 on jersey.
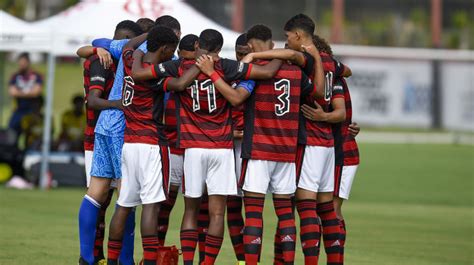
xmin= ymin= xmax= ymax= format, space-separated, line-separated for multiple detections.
xmin=275 ymin=79 xmax=291 ymax=116
xmin=188 ymin=79 xmax=217 ymax=113
xmin=122 ymin=76 xmax=135 ymax=106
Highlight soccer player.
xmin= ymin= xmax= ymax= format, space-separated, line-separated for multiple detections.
xmin=132 ymin=28 xmax=282 ymax=265
xmin=195 ymin=24 xmax=323 ymax=265
xmin=243 ymin=15 xmax=351 ymax=264
xmin=196 ymin=33 xmax=253 ymax=265
xmin=301 ymin=77 xmax=360 ymax=264
xmin=106 ymin=26 xmax=200 ymax=265
xmin=77 ymin=20 xmax=143 ymax=265
xmin=156 ymin=33 xmax=199 ymax=247
xmin=300 ymin=37 xmax=360 ymax=263
xmin=227 ymin=33 xmax=254 ymax=264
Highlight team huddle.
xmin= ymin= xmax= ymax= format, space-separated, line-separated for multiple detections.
xmin=77 ymin=13 xmax=360 ymax=265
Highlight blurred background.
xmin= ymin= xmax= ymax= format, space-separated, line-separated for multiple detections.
xmin=0 ymin=1 xmax=472 ymax=264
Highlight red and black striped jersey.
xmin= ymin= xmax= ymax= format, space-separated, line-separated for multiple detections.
xmin=332 ymin=78 xmax=360 ymax=166
xmin=157 ymin=57 xmax=252 ymax=149
xmin=164 ymin=90 xmax=184 ymax=155
xmin=83 ymin=55 xmax=115 ymax=151
xmin=242 ymin=60 xmax=317 ymax=162
xmin=298 ymin=52 xmax=346 ymax=147
xmin=121 ymin=48 xmax=169 ymax=145
xmin=232 ymin=105 xmax=245 ymax=132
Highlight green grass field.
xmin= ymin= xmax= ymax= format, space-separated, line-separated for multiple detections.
xmin=0 ymin=143 xmax=473 ymax=264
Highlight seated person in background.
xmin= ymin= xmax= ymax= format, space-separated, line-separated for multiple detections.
xmin=20 ymin=96 xmax=53 ymax=151
xmin=8 ymin=53 xmax=43 ymax=141
xmin=56 ymin=95 xmax=86 ymax=152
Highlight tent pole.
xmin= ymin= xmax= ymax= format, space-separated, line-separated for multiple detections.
xmin=0 ymin=52 xmax=5 ymax=126
xmin=39 ymin=52 xmax=55 ymax=189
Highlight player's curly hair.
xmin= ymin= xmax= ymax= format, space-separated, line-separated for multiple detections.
xmin=155 ymin=15 xmax=181 ymax=32
xmin=147 ymin=26 xmax=179 ymax=52
xmin=116 ymin=20 xmax=144 ymax=37
xmin=136 ymin=18 xmax=155 ymax=33
xmin=284 ymin=13 xmax=315 ymax=35
xmin=198 ymin=29 xmax=223 ymax=52
xmin=235 ymin=33 xmax=247 ymax=47
xmin=246 ymin=24 xmax=272 ymax=42
xmin=313 ymin=34 xmax=333 ymax=56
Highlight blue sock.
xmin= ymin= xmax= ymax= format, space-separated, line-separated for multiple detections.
xmin=79 ymin=195 xmax=101 ymax=265
xmin=119 ymin=207 xmax=136 ymax=265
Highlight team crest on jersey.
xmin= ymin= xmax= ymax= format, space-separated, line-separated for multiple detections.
xmin=158 ymin=63 xmax=166 ymax=73
xmin=238 ymin=62 xmax=244 ymax=73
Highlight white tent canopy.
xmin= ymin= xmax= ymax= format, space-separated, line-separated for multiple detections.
xmin=33 ymin=0 xmax=241 ymax=57
xmin=0 ymin=10 xmax=51 ymax=52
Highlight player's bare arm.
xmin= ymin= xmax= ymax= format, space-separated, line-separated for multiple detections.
xmin=87 ymin=89 xmax=122 ymax=110
xmin=76 ymin=46 xmax=113 ymax=69
xmin=301 ymin=45 xmax=326 ymax=99
xmin=247 ymin=59 xmax=283 ymax=80
xmin=242 ymin=48 xmax=306 ymax=66
xmin=301 ymin=98 xmax=346 ymax=123
xmin=123 ymin=33 xmax=148 ymax=50
xmin=165 ymin=65 xmax=201 ymax=92
xmin=196 ymin=55 xmax=250 ymax=107
xmin=130 ymin=49 xmax=155 ymax=81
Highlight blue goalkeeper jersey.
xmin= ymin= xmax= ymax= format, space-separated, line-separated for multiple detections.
xmin=92 ymin=39 xmax=176 ymax=137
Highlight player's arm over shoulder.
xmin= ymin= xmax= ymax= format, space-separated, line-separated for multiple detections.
xmin=87 ymin=60 xmax=122 ymax=110
xmin=164 ymin=63 xmax=201 ymax=92
xmin=245 ymin=48 xmax=306 ymax=67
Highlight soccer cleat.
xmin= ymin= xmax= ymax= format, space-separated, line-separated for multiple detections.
xmin=78 ymin=257 xmax=89 ymax=265
xmin=95 ymin=259 xmax=107 ymax=265
xmin=236 ymin=261 xmax=246 ymax=265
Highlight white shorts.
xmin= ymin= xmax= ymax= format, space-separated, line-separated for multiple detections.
xmin=117 ymin=143 xmax=170 ymax=207
xmin=298 ymin=145 xmax=335 ymax=193
xmin=85 ymin=150 xmax=93 ymax=187
xmin=169 ymin=153 xmax=184 ymax=186
xmin=234 ymin=139 xmax=243 ymax=196
xmin=240 ymin=159 xmax=296 ymax=195
xmin=85 ymin=150 xmax=117 ymax=188
xmin=183 ymin=148 xmax=237 ymax=198
xmin=335 ymin=165 xmax=358 ymax=200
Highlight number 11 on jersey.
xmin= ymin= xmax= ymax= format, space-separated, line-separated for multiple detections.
xmin=188 ymin=79 xmax=217 ymax=113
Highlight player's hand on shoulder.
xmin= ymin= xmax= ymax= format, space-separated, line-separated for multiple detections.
xmin=241 ymin=53 xmax=254 ymax=64
xmin=97 ymin=48 xmax=113 ymax=69
xmin=301 ymin=101 xmax=326 ymax=121
xmin=132 ymin=49 xmax=145 ymax=61
xmin=348 ymin=122 xmax=360 ymax=137
xmin=196 ymin=55 xmax=215 ymax=76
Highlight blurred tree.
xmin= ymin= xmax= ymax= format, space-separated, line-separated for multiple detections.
xmin=447 ymin=10 xmax=471 ymax=49
xmin=1 ymin=0 xmax=26 ymax=18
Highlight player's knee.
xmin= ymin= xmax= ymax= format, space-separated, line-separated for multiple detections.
xmin=86 ymin=187 xmax=109 ymax=205
xmin=317 ymin=192 xmax=334 ymax=203
xmin=295 ymin=188 xmax=317 ymax=200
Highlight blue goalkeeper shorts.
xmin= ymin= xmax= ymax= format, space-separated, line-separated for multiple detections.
xmin=90 ymin=133 xmax=124 ymax=179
